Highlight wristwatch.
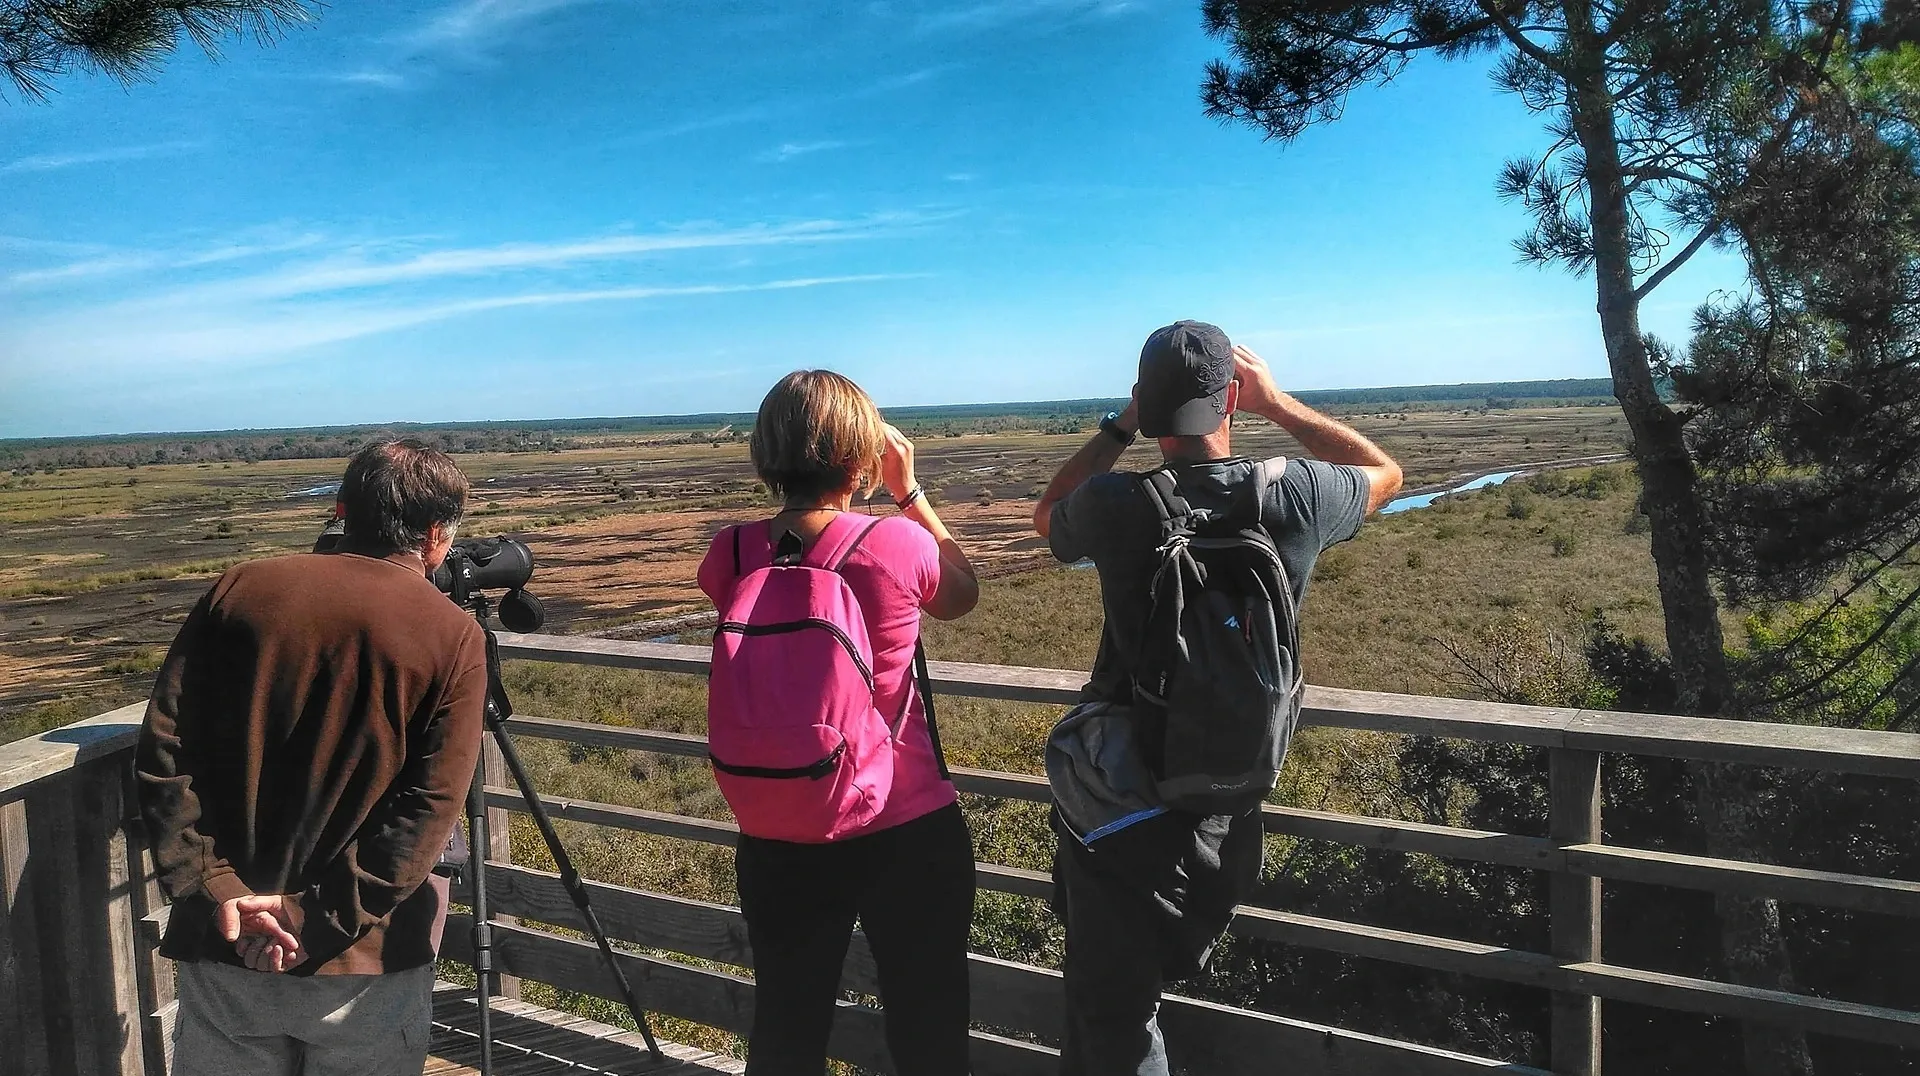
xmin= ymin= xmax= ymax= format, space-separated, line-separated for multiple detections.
xmin=1099 ymin=411 xmax=1137 ymax=447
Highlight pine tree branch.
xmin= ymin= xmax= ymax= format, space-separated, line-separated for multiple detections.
xmin=1474 ymin=1 xmax=1570 ymax=76
xmin=1285 ymin=12 xmax=1498 ymax=55
xmin=1761 ymin=585 xmax=1920 ymax=708
xmin=1634 ymin=215 xmax=1720 ymax=299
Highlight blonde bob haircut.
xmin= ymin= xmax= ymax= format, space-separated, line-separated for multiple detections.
xmin=750 ymin=370 xmax=886 ymax=503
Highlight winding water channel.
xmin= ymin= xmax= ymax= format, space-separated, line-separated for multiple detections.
xmin=1380 ymin=469 xmax=1525 ymax=515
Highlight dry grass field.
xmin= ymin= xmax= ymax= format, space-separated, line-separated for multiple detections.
xmin=0 ymin=404 xmax=1629 ymax=728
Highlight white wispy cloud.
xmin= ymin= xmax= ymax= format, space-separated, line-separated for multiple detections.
xmin=617 ymin=67 xmax=954 ymax=147
xmin=181 ymin=216 xmax=925 ymax=303
xmin=914 ymin=0 xmax=1139 ymax=34
xmin=328 ymin=70 xmax=409 ymax=88
xmin=758 ymin=140 xmax=851 ymax=163
xmin=6 ymin=234 xmax=328 ymax=289
xmin=8 ymin=215 xmax=932 ymax=297
xmin=0 ymin=141 xmax=201 ymax=175
xmin=8 ymin=214 xmax=947 ymax=373
xmin=17 ymin=275 xmax=919 ymax=367
xmin=406 ymin=0 xmax=603 ymax=50
xmin=326 ymin=0 xmax=608 ymax=90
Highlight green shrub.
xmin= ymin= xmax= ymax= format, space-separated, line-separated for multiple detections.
xmin=1315 ymin=548 xmax=1354 ymax=583
xmin=103 ymin=648 xmax=166 ymax=676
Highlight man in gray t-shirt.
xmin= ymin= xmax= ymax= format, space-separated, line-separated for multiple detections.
xmin=1034 ymin=321 xmax=1402 ymax=1076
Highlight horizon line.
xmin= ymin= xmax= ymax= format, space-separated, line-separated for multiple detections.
xmin=0 ymin=376 xmax=1616 ymax=445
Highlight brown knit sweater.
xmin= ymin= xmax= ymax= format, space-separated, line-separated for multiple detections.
xmin=137 ymin=543 xmax=487 ymax=976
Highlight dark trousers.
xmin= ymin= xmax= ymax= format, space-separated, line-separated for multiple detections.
xmin=736 ymin=802 xmax=975 ymax=1076
xmin=1051 ymin=808 xmax=1264 ymax=1076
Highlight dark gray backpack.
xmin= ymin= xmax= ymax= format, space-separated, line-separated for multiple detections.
xmin=1132 ymin=461 xmax=1303 ymax=816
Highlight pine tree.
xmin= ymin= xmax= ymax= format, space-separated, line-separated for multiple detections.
xmin=1 ymin=0 xmax=308 ymax=102
xmin=1200 ymin=4 xmax=1920 ymax=1074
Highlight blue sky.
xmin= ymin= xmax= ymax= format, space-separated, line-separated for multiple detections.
xmin=0 ymin=0 xmax=1742 ymax=439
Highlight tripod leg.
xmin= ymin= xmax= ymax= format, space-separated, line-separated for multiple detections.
xmin=483 ymin=707 xmax=666 ymax=1061
xmin=467 ymin=755 xmax=495 ymax=1076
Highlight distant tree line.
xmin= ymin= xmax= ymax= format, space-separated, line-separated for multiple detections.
xmin=0 ymin=427 xmax=581 ymax=473
xmin=2 ymin=379 xmax=1625 ymax=473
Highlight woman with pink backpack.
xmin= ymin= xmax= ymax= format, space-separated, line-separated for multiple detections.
xmin=698 ymin=370 xmax=981 ymax=1075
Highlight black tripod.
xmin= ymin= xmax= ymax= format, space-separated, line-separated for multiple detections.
xmin=459 ymin=590 xmax=665 ymax=1072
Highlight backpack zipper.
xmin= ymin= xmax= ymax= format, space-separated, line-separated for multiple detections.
xmin=715 ymin=618 xmax=875 ymax=690
xmin=709 ymin=739 xmax=846 ymax=780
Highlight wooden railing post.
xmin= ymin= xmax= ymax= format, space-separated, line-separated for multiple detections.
xmin=1550 ymin=748 xmax=1603 ymax=1075
xmin=123 ymin=760 xmax=176 ymax=1076
xmin=481 ymin=736 xmax=521 ymax=1000
xmin=0 ymin=789 xmax=49 ymax=1074
xmin=0 ymin=761 xmax=154 ymax=1076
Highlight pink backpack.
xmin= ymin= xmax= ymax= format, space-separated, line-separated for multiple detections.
xmin=707 ymin=517 xmax=903 ymax=842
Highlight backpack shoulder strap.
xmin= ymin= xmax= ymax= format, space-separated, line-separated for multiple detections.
xmin=1232 ymin=458 xmax=1278 ymax=529
xmin=1137 ymin=468 xmax=1194 ymax=538
xmin=911 ymin=640 xmax=951 ymax=780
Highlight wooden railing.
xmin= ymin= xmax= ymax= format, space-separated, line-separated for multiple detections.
xmin=4 ymin=635 xmax=1919 ymax=1075
xmin=485 ymin=634 xmax=1920 ymax=1075
xmin=0 ymin=703 xmax=168 ymax=1076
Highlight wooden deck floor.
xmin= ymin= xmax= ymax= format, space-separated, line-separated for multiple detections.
xmin=427 ymin=983 xmax=745 ymax=1075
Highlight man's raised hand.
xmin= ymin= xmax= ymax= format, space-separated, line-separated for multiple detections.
xmin=1231 ymin=344 xmax=1286 ymax=421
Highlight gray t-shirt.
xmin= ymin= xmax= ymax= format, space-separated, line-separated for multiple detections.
xmin=1049 ymin=456 xmax=1371 ymax=705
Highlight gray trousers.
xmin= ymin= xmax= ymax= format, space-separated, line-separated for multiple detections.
xmin=171 ymin=961 xmax=435 ymax=1076
xmin=1052 ymin=807 xmax=1264 ymax=1076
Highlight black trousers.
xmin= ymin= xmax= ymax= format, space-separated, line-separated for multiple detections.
xmin=1051 ymin=807 xmax=1264 ymax=1076
xmin=735 ymin=802 xmax=975 ymax=1076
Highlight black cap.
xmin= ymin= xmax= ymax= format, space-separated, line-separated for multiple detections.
xmin=1136 ymin=320 xmax=1233 ymax=438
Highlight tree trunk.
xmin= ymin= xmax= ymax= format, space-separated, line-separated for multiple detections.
xmin=1557 ymin=3 xmax=1816 ymax=1073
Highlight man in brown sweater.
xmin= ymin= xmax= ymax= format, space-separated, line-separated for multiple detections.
xmin=137 ymin=439 xmax=487 ymax=1075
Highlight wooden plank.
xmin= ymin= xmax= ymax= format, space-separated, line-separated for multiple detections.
xmin=1153 ymin=990 xmax=1549 ymax=1076
xmin=1563 ymin=844 xmax=1920 ymax=917
xmin=479 ymin=738 xmax=521 ymax=1002
xmin=1548 ymin=749 xmax=1601 ymax=1076
xmin=1561 ymin=708 xmax=1920 ymax=780
xmin=26 ymin=774 xmax=88 ymax=1076
xmin=71 ymin=759 xmax=148 ymax=1076
xmin=456 ymin=864 xmax=755 ymax=971
xmin=0 ymin=794 xmax=49 ymax=1076
xmin=1560 ymin=960 xmax=1920 ymax=1048
xmin=430 ymin=980 xmax=751 ymax=1074
xmin=502 ymin=715 xmax=707 ymax=760
xmin=948 ymin=765 xmax=1567 ymax=873
xmin=976 ymin=863 xmax=1054 ymax=901
xmin=493 ymin=635 xmax=713 ymax=679
xmin=0 ymin=705 xmax=145 ymax=803
xmin=483 ymin=788 xmax=738 ymax=848
xmin=492 ymin=634 xmax=1920 ymax=776
xmin=118 ymin=757 xmax=172 ymax=1076
xmin=1228 ymin=905 xmax=1920 ymax=1048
